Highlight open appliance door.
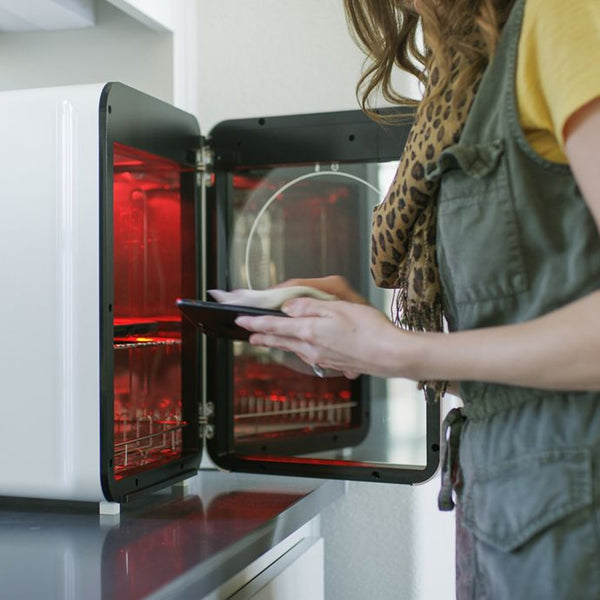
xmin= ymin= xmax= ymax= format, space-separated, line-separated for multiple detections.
xmin=202 ymin=109 xmax=441 ymax=485
xmin=99 ymin=82 xmax=203 ymax=502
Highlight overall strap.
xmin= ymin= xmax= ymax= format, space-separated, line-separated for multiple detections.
xmin=438 ymin=407 xmax=467 ymax=511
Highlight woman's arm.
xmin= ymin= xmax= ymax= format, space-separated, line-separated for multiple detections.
xmin=407 ymin=288 xmax=600 ymax=390
xmin=236 ymin=98 xmax=600 ymax=391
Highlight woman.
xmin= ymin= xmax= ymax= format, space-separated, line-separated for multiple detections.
xmin=236 ymin=0 xmax=600 ymax=597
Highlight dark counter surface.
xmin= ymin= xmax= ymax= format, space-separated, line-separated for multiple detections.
xmin=0 ymin=471 xmax=345 ymax=600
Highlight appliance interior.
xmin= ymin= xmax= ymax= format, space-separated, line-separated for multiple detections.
xmin=111 ymin=142 xmax=189 ymax=480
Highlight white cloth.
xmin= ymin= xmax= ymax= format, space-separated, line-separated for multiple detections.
xmin=208 ymin=286 xmax=336 ymax=309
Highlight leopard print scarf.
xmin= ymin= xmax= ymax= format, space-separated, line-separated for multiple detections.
xmin=371 ymin=50 xmax=483 ymax=401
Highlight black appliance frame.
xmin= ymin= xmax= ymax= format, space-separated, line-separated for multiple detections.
xmin=99 ymin=82 xmax=203 ymax=502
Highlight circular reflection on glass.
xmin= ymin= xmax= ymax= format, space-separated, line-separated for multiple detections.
xmin=229 ymin=165 xmax=385 ymax=291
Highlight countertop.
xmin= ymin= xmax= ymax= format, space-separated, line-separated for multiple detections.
xmin=0 ymin=470 xmax=345 ymax=600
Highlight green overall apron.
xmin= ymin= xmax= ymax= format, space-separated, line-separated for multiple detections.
xmin=426 ymin=0 xmax=600 ymax=597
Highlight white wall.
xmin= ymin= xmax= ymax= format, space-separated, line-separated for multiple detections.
xmin=195 ymin=3 xmax=454 ymax=599
xmin=0 ymin=0 xmax=173 ymax=102
xmin=196 ymin=0 xmax=369 ymax=132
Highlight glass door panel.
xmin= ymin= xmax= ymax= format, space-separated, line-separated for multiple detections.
xmin=212 ymin=160 xmax=435 ymax=482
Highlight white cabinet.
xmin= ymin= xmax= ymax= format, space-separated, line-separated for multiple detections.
xmin=229 ymin=538 xmax=324 ymax=600
xmin=104 ymin=0 xmax=175 ymax=31
xmin=105 ymin=0 xmax=198 ymax=113
xmin=0 ymin=0 xmax=94 ymax=31
xmin=0 ymin=1 xmax=198 ymax=115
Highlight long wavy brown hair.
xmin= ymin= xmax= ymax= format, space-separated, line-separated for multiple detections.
xmin=343 ymin=0 xmax=515 ymax=117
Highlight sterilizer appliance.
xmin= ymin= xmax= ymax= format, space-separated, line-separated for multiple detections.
xmin=0 ymin=82 xmax=440 ymax=508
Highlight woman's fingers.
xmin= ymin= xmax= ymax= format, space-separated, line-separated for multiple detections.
xmin=236 ymin=299 xmax=329 ymax=335
xmin=245 ymin=330 xmax=301 ymax=352
xmin=281 ymin=297 xmax=330 ymax=317
xmin=246 ymin=329 xmax=360 ymax=379
xmin=235 ymin=313 xmax=308 ymax=338
xmin=250 ymin=334 xmax=319 ymax=365
xmin=343 ymin=370 xmax=360 ymax=380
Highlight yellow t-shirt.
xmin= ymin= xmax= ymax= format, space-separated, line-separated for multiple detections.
xmin=517 ymin=0 xmax=600 ymax=163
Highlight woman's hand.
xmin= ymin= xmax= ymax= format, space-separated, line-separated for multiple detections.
xmin=235 ymin=296 xmax=409 ymax=379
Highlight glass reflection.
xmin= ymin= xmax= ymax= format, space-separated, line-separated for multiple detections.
xmin=227 ymin=162 xmax=426 ymax=469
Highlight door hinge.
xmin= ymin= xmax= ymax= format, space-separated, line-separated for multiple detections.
xmin=195 ymin=137 xmax=214 ymax=187
xmin=199 ymin=401 xmax=215 ymax=440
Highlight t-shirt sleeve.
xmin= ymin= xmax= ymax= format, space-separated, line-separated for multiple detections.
xmin=518 ymin=0 xmax=600 ymax=149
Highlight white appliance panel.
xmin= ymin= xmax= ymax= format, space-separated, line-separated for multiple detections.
xmin=0 ymin=84 xmax=103 ymax=500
